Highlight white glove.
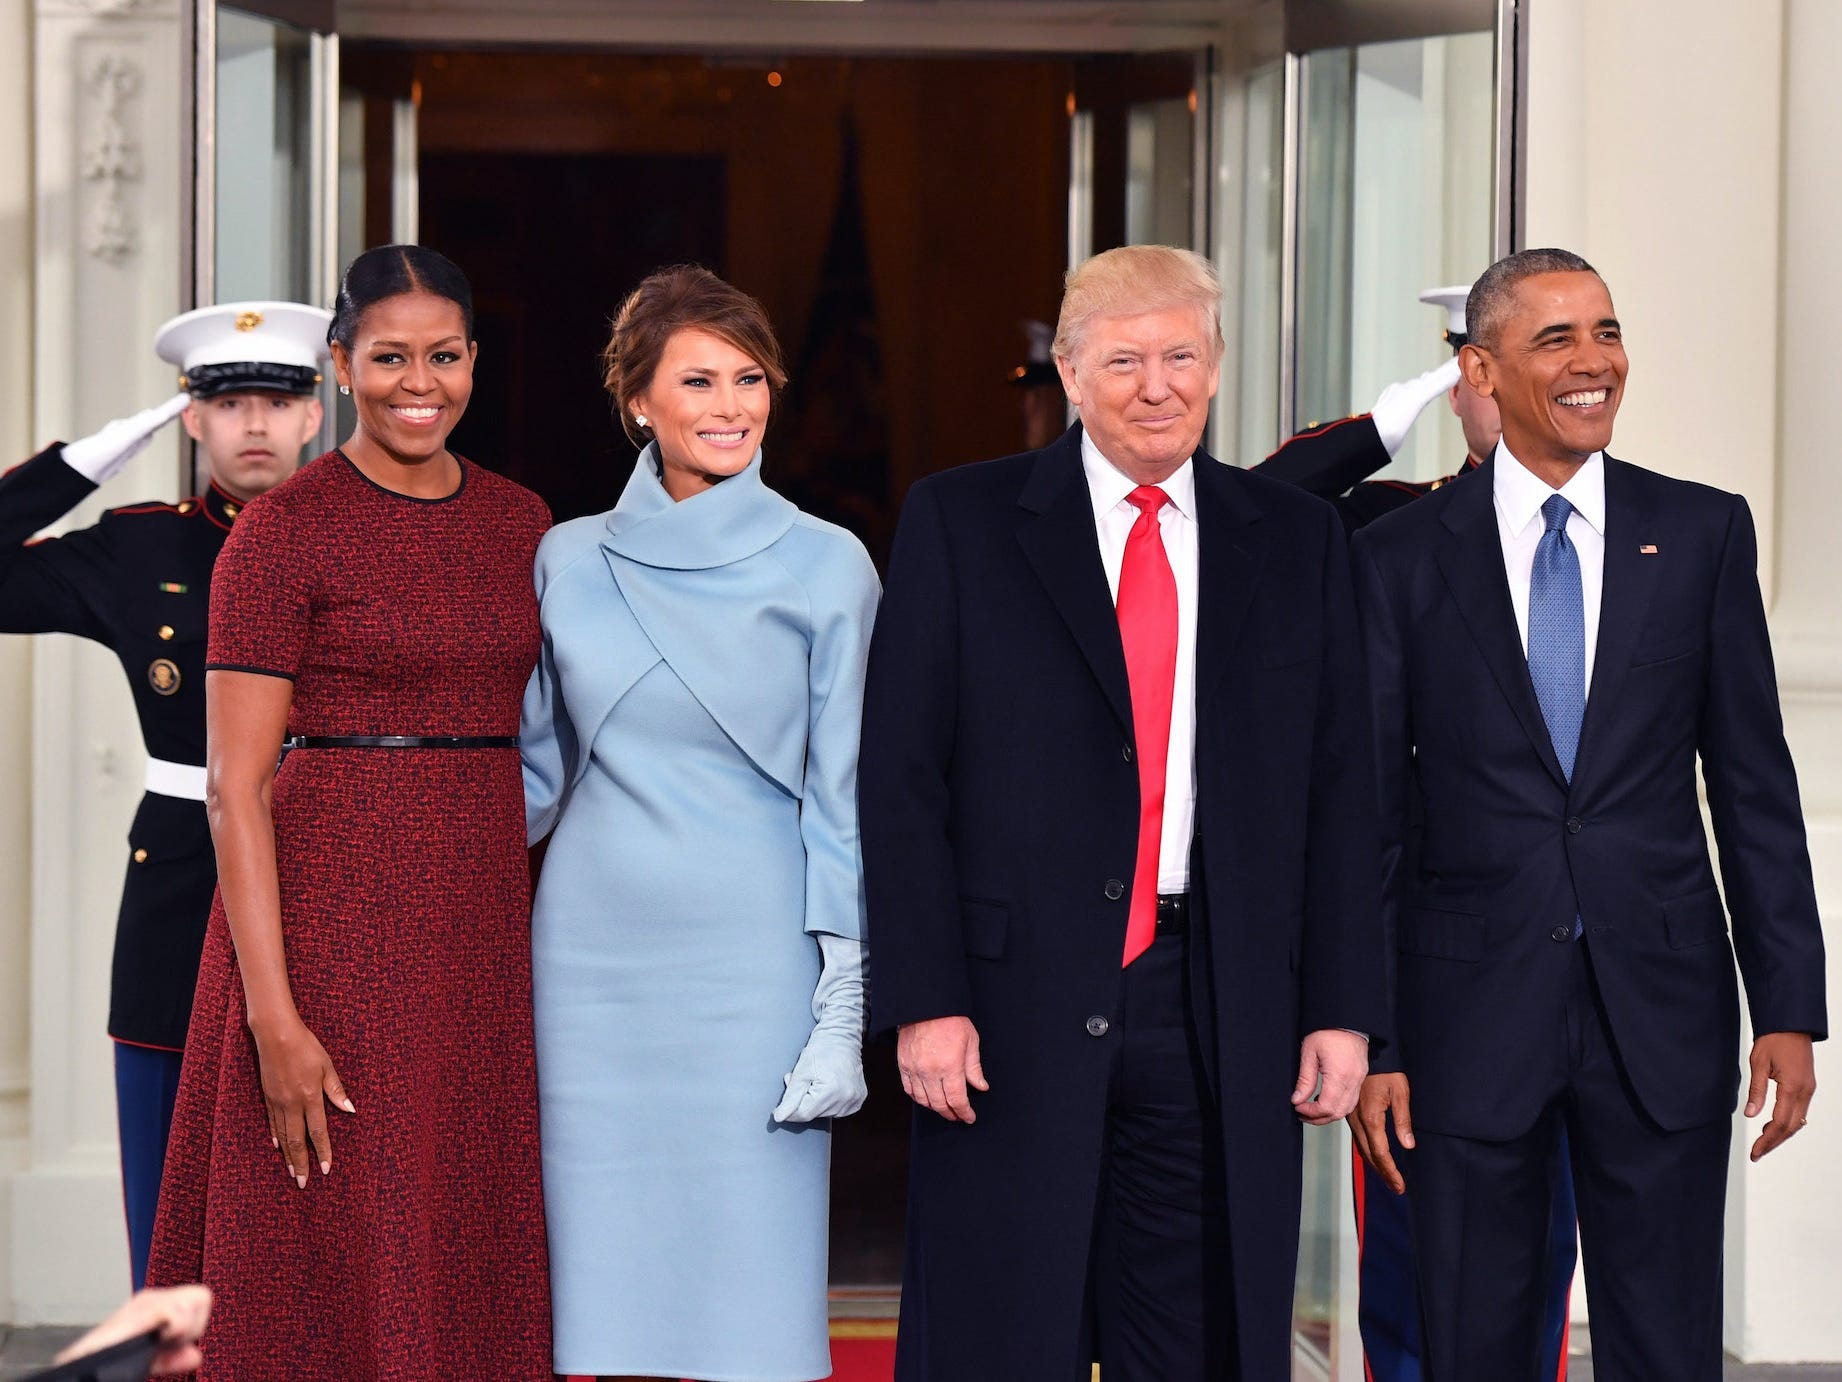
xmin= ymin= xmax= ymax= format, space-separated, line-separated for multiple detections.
xmin=772 ymin=932 xmax=868 ymax=1124
xmin=1367 ymin=357 xmax=1461 ymax=457
xmin=60 ymin=391 xmax=191 ymax=485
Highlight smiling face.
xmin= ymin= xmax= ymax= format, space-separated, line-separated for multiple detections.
xmin=631 ymin=327 xmax=772 ymax=501
xmin=1462 ymin=270 xmax=1626 ymax=476
xmin=1056 ymin=304 xmax=1220 ymax=484
xmin=330 ymin=291 xmax=475 ymax=467
xmin=183 ymin=390 xmax=322 ymax=502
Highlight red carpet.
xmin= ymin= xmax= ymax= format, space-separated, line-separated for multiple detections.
xmin=560 ymin=1322 xmax=896 ymax=1381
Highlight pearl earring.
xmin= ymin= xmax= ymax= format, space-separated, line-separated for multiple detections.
xmin=339 ymin=385 xmax=350 ymax=396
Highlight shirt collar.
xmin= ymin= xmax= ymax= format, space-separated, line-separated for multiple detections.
xmin=1080 ymin=429 xmax=1196 ymax=523
xmin=1493 ymin=440 xmax=1606 ymax=538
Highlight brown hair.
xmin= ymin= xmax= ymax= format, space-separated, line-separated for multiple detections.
xmin=601 ymin=265 xmax=789 ymax=447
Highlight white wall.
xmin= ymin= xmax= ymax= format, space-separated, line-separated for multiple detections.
xmin=1525 ymin=0 xmax=1842 ymax=1362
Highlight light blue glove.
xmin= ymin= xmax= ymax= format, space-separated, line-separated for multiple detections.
xmin=771 ymin=932 xmax=868 ymax=1124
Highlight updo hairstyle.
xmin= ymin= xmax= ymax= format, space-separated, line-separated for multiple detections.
xmin=327 ymin=245 xmax=475 ymax=351
xmin=601 ymin=265 xmax=788 ymax=448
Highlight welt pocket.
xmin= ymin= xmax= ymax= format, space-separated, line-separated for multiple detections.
xmin=1398 ymin=905 xmax=1484 ymax=962
xmin=959 ymin=896 xmax=1008 ymax=960
xmin=1662 ymin=887 xmax=1727 ymax=949
xmin=1630 ymin=639 xmax=1704 ymax=669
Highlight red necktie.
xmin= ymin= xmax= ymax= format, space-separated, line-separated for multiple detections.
xmin=1117 ymin=485 xmax=1177 ymax=966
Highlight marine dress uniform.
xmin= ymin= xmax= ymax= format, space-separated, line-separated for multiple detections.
xmin=1255 ymin=285 xmax=1577 ymax=1382
xmin=0 ymin=300 xmax=331 ymax=1287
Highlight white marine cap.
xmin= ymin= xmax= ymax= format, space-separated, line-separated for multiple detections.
xmin=154 ymin=300 xmax=334 ymax=398
xmin=1418 ymin=284 xmax=1473 ymax=349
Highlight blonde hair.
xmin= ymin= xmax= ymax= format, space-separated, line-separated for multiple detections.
xmin=1053 ymin=245 xmax=1225 ymax=364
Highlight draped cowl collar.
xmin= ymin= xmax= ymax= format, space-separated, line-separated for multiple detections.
xmin=602 ymin=443 xmax=797 ymax=570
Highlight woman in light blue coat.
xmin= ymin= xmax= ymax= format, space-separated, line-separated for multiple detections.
xmin=520 ymin=266 xmax=879 ymax=1382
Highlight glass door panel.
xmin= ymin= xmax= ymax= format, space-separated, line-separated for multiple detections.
xmin=1295 ymin=30 xmax=1496 ymax=480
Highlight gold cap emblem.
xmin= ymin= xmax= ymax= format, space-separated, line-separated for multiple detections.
xmin=234 ymin=310 xmax=264 ymax=332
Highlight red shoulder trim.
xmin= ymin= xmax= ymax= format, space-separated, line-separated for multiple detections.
xmin=1373 ymin=479 xmax=1428 ymax=496
xmin=106 ymin=499 xmax=199 ymax=519
xmin=1288 ymin=412 xmax=1373 ymax=443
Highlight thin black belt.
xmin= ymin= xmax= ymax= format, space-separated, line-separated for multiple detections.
xmin=282 ymin=735 xmax=520 ymax=750
xmin=1156 ymin=892 xmax=1189 ymax=935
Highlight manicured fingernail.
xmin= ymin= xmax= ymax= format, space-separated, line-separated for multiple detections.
xmin=341 ymin=1098 xmax=356 ymax=1113
xmin=271 ymin=1136 xmax=279 ymax=1149
xmin=295 ymin=1174 xmax=308 ymax=1189
xmin=320 ymin=1160 xmax=331 ymax=1176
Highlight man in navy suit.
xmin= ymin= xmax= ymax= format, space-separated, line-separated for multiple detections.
xmin=1350 ymin=248 xmax=1826 ymax=1381
xmin=860 ymin=244 xmax=1387 ymax=1381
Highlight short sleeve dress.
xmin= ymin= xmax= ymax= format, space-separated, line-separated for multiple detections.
xmin=146 ymin=451 xmax=554 ymax=1381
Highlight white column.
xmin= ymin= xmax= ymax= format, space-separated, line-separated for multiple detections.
xmin=1730 ymin=0 xmax=1842 ymax=1364
xmin=9 ymin=0 xmax=187 ymax=1324
xmin=1524 ymin=0 xmax=1842 ymax=1363
xmin=0 ymin=0 xmax=37 ymax=1328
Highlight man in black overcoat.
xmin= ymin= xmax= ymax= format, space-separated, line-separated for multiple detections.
xmin=860 ymin=244 xmax=1388 ymax=1381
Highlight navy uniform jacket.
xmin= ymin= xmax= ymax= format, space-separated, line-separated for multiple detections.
xmin=1256 ymin=411 xmax=1480 ymax=531
xmin=860 ymin=424 xmax=1385 ymax=1381
xmin=1352 ymin=453 xmax=1826 ymax=1139
xmin=0 ymin=444 xmax=242 ymax=1050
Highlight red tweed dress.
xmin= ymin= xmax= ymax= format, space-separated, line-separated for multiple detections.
xmin=147 ymin=451 xmax=554 ymax=1379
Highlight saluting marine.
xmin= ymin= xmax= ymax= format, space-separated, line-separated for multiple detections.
xmin=1262 ymin=286 xmax=1580 ymax=1382
xmin=0 ymin=301 xmax=330 ymax=1288
xmin=1257 ymin=286 xmax=1492 ymax=529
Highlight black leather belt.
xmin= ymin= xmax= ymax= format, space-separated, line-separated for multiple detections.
xmin=1156 ymin=892 xmax=1189 ymax=935
xmin=282 ymin=735 xmax=520 ymax=750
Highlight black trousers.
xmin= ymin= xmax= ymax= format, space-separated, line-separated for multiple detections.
xmin=1078 ymin=932 xmax=1236 ymax=1381
xmin=1405 ymin=941 xmax=1729 ymax=1382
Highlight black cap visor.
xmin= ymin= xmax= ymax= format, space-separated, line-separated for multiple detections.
xmin=182 ymin=361 xmax=322 ymax=398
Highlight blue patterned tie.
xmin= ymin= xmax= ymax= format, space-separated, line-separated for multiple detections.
xmin=1527 ymin=494 xmax=1585 ymax=780
xmin=1529 ymin=493 xmax=1586 ymax=940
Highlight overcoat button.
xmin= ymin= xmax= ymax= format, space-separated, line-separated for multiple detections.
xmin=1566 ymin=817 xmax=1583 ymax=834
xmin=1104 ymin=879 xmax=1125 ymax=900
xmin=158 ymin=625 xmax=175 ymax=641
xmin=1550 ymin=925 xmax=1572 ymax=943
xmin=1086 ymin=1015 xmax=1110 ymax=1037
xmin=132 ymin=848 xmax=148 ymax=863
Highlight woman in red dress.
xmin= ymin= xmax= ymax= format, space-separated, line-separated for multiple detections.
xmin=147 ymin=246 xmax=553 ymax=1379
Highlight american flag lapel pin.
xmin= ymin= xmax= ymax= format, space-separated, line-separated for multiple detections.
xmin=1639 ymin=544 xmax=1659 ymax=555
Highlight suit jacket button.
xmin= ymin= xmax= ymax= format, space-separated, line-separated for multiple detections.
xmin=1566 ymin=817 xmax=1583 ymax=834
xmin=1550 ymin=924 xmax=1573 ymax=943
xmin=1121 ymin=744 xmax=1133 ymax=762
xmin=1086 ymin=1015 xmax=1110 ymax=1037
xmin=1104 ymin=879 xmax=1125 ymax=900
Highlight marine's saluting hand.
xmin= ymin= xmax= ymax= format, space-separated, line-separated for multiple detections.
xmin=898 ymin=1015 xmax=988 ymax=1123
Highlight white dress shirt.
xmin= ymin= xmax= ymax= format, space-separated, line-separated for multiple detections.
xmin=1493 ymin=442 xmax=1607 ymax=692
xmin=1081 ymin=432 xmax=1198 ymax=894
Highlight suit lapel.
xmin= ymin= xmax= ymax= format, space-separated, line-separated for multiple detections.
xmin=1192 ymin=452 xmax=1266 ymax=709
xmin=1571 ymin=455 xmax=1661 ymax=789
xmin=1433 ymin=455 xmax=1569 ymax=789
xmin=1016 ymin=430 xmax=1134 ymax=736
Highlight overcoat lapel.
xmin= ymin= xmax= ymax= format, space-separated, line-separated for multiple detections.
xmin=1015 ymin=431 xmax=1134 ymax=737
xmin=1192 ymin=452 xmax=1266 ymax=709
xmin=1433 ymin=455 xmax=1569 ymax=789
xmin=1570 ymin=455 xmax=1661 ymax=789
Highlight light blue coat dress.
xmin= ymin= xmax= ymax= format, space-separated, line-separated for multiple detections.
xmin=520 ymin=446 xmax=879 ymax=1381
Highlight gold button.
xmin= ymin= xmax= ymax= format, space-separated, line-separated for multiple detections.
xmin=132 ymin=848 xmax=148 ymax=863
xmin=177 ymin=501 xmax=195 ymax=515
xmin=158 ymin=625 xmax=174 ymax=641
xmin=223 ymin=504 xmax=240 ymax=519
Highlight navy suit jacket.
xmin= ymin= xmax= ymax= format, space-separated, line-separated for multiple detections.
xmin=1351 ymin=453 xmax=1826 ymax=1141
xmin=860 ymin=425 xmax=1385 ymax=1380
